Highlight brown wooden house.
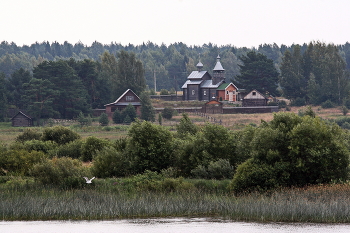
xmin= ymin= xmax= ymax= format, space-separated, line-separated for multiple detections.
xmin=105 ymin=89 xmax=141 ymax=119
xmin=11 ymin=111 xmax=33 ymax=127
xmin=242 ymin=89 xmax=268 ymax=107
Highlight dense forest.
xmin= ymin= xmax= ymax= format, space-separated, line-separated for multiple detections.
xmin=1 ymin=40 xmax=350 ymax=120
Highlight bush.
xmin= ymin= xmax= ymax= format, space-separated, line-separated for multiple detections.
xmin=162 ymin=107 xmax=174 ymax=120
xmin=159 ymin=89 xmax=169 ymax=95
xmin=341 ymin=106 xmax=348 ymax=116
xmin=321 ymin=100 xmax=336 ymax=109
xmin=191 ymin=159 xmax=234 ymax=179
xmin=81 ymin=136 xmax=110 ymax=162
xmin=23 ymin=140 xmax=57 ymax=154
xmin=99 ymin=113 xmax=109 ymax=126
xmin=92 ymin=147 xmax=131 ymax=178
xmin=15 ymin=128 xmax=42 ymax=143
xmin=31 ymin=157 xmax=90 ymax=188
xmin=49 ymin=140 xmax=83 ymax=159
xmin=0 ymin=149 xmax=47 ymax=176
xmin=112 ymin=109 xmax=122 ymax=124
xmin=278 ymin=100 xmax=287 ymax=108
xmin=292 ymin=97 xmax=305 ymax=106
xmin=41 ymin=126 xmax=80 ymax=145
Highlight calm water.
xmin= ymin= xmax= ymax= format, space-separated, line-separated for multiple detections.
xmin=1 ymin=218 xmax=350 ymax=233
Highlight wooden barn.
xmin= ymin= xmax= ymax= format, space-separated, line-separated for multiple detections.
xmin=242 ymin=89 xmax=268 ymax=107
xmin=105 ymin=89 xmax=141 ymax=119
xmin=11 ymin=111 xmax=33 ymax=127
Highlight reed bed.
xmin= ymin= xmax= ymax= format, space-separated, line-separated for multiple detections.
xmin=1 ymin=181 xmax=350 ymax=223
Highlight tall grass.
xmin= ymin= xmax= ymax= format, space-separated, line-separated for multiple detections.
xmin=1 ymin=178 xmax=350 ymax=222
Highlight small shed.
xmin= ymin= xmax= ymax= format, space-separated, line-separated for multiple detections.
xmin=242 ymin=89 xmax=268 ymax=107
xmin=11 ymin=111 xmax=33 ymax=127
xmin=203 ymin=100 xmax=223 ymax=114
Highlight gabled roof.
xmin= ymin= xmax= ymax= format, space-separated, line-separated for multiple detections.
xmin=104 ymin=89 xmax=140 ymax=106
xmin=243 ymin=89 xmax=268 ymax=100
xmin=187 ymin=70 xmax=210 ymax=80
xmin=11 ymin=111 xmax=32 ymax=120
xmin=217 ymin=82 xmax=238 ymax=90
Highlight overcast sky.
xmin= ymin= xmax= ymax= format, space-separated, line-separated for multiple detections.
xmin=1 ymin=0 xmax=349 ymax=48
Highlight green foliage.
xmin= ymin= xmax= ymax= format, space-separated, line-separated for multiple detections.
xmin=121 ymin=104 xmax=137 ymax=123
xmin=292 ymin=97 xmax=306 ymax=106
xmin=81 ymin=136 xmax=110 ymax=162
xmin=77 ymin=112 xmax=91 ymax=126
xmin=31 ymin=157 xmax=89 ymax=188
xmin=321 ymin=100 xmax=336 ymax=108
xmin=230 ymin=112 xmax=350 ymax=193
xmin=0 ymin=149 xmax=47 ymax=175
xmin=41 ymin=126 xmax=80 ymax=145
xmin=92 ymin=147 xmax=131 ymax=178
xmin=176 ymin=113 xmax=198 ymax=138
xmin=341 ymin=106 xmax=348 ymax=116
xmin=49 ymin=140 xmax=83 ymax=159
xmin=162 ymin=107 xmax=174 ymax=120
xmin=236 ymin=51 xmax=279 ymax=96
xmin=112 ymin=109 xmax=122 ymax=124
xmin=99 ymin=113 xmax=109 ymax=126
xmin=127 ymin=120 xmax=174 ymax=173
xmin=298 ymin=106 xmax=316 ymax=118
xmin=140 ymin=91 xmax=155 ymax=122
xmin=15 ymin=128 xmax=42 ymax=143
xmin=191 ymin=159 xmax=234 ymax=179
xmin=158 ymin=113 xmax=162 ymax=125
xmin=159 ymin=89 xmax=169 ymax=95
xmin=278 ymin=100 xmax=287 ymax=108
xmin=22 ymin=140 xmax=57 ymax=154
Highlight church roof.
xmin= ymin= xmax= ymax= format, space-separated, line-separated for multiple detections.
xmin=201 ymin=80 xmax=224 ymax=88
xmin=213 ymin=55 xmax=225 ymax=71
xmin=187 ymin=70 xmax=209 ymax=79
xmin=181 ymin=80 xmax=203 ymax=89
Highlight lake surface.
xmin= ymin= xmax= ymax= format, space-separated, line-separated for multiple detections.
xmin=1 ymin=218 xmax=350 ymax=233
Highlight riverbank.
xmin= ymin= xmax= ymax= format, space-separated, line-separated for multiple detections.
xmin=1 ymin=178 xmax=350 ymax=223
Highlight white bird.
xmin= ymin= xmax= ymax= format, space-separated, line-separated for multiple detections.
xmin=83 ymin=177 xmax=95 ymax=183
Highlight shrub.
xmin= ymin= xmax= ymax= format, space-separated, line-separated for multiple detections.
xmin=341 ymin=106 xmax=348 ymax=116
xmin=99 ymin=113 xmax=109 ymax=126
xmin=162 ymin=107 xmax=174 ymax=120
xmin=0 ymin=149 xmax=47 ymax=176
xmin=92 ymin=147 xmax=131 ymax=178
xmin=112 ymin=109 xmax=122 ymax=124
xmin=321 ymin=100 xmax=336 ymax=109
xmin=41 ymin=126 xmax=80 ymax=145
xmin=292 ymin=97 xmax=305 ymax=106
xmin=81 ymin=136 xmax=110 ymax=162
xmin=15 ymin=128 xmax=42 ymax=143
xmin=23 ymin=140 xmax=57 ymax=154
xmin=191 ymin=159 xmax=234 ymax=179
xmin=49 ymin=140 xmax=83 ymax=159
xmin=31 ymin=157 xmax=90 ymax=188
xmin=159 ymin=89 xmax=169 ymax=95
xmin=278 ymin=100 xmax=287 ymax=108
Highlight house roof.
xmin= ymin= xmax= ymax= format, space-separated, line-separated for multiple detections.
xmin=181 ymin=80 xmax=203 ymax=89
xmin=104 ymin=89 xmax=140 ymax=106
xmin=187 ymin=70 xmax=210 ymax=80
xmin=11 ymin=111 xmax=32 ymax=120
xmin=243 ymin=89 xmax=268 ymax=99
xmin=217 ymin=82 xmax=238 ymax=90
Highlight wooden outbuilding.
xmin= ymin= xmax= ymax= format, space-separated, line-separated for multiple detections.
xmin=11 ymin=111 xmax=33 ymax=127
xmin=203 ymin=100 xmax=223 ymax=114
xmin=242 ymin=89 xmax=268 ymax=107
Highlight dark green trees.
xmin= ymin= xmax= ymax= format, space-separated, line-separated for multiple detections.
xmin=139 ymin=91 xmax=155 ymax=122
xmin=230 ymin=112 xmax=350 ymax=193
xmin=236 ymin=51 xmax=279 ymax=96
